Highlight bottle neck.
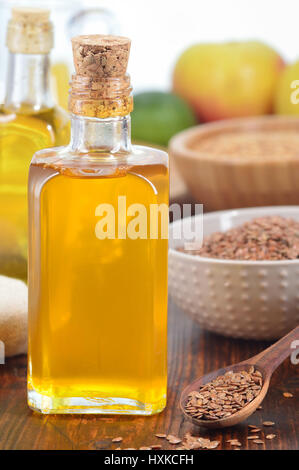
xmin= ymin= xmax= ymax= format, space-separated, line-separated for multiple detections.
xmin=70 ymin=114 xmax=132 ymax=154
xmin=4 ymin=52 xmax=53 ymax=113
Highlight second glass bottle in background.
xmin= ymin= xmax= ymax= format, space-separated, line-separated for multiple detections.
xmin=0 ymin=7 xmax=69 ymax=280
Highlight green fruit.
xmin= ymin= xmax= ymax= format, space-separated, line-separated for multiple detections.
xmin=131 ymin=91 xmax=197 ymax=147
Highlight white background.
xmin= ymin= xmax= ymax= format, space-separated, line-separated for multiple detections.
xmin=0 ymin=0 xmax=298 ymax=94
xmin=107 ymin=0 xmax=297 ymax=92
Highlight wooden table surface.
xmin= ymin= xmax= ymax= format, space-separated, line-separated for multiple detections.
xmin=0 ymin=299 xmax=298 ymax=450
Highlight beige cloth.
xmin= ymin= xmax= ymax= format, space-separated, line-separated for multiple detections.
xmin=0 ymin=275 xmax=27 ymax=357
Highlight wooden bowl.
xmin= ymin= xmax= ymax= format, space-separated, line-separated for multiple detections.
xmin=169 ymin=116 xmax=299 ymax=211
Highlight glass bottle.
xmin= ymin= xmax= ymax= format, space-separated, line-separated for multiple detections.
xmin=28 ymin=35 xmax=169 ymax=414
xmin=0 ymin=7 xmax=70 ymax=280
xmin=0 ymin=1 xmax=119 ymax=109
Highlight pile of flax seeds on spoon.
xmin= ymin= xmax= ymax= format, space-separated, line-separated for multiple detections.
xmin=184 ymin=366 xmax=263 ymax=421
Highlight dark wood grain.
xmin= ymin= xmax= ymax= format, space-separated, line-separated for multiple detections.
xmin=0 ymin=299 xmax=298 ymax=450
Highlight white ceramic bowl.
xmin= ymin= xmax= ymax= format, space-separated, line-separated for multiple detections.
xmin=169 ymin=206 xmax=299 ymax=340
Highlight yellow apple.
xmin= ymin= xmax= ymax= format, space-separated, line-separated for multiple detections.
xmin=173 ymin=41 xmax=284 ymax=122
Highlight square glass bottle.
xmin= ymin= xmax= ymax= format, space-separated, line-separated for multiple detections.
xmin=27 ymin=35 xmax=169 ymax=414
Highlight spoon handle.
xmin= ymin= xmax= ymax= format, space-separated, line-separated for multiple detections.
xmin=250 ymin=325 xmax=299 ymax=375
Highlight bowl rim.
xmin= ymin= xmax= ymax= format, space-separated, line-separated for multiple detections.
xmin=169 ymin=205 xmax=299 ymax=266
xmin=169 ymin=115 xmax=299 ymax=164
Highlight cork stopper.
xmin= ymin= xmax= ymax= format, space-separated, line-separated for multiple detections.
xmin=6 ymin=7 xmax=53 ymax=54
xmin=69 ymin=35 xmax=133 ymax=118
xmin=11 ymin=7 xmax=50 ymax=24
xmin=71 ymin=35 xmax=131 ymax=79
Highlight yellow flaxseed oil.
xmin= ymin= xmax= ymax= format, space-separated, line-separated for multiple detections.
xmin=1 ymin=7 xmax=69 ymax=280
xmin=28 ymin=34 xmax=169 ymax=414
xmin=28 ymin=159 xmax=168 ymax=413
xmin=0 ymin=107 xmax=69 ymax=279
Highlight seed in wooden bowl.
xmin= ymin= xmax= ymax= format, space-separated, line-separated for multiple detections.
xmin=112 ymin=437 xmax=123 ymax=443
xmin=184 ymin=368 xmax=262 ymax=421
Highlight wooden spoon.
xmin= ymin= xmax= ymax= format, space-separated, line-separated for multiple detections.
xmin=180 ymin=326 xmax=299 ymax=429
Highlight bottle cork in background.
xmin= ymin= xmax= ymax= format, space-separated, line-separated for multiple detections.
xmin=6 ymin=7 xmax=53 ymax=54
xmin=71 ymin=35 xmax=131 ymax=79
xmin=69 ymin=35 xmax=133 ymax=118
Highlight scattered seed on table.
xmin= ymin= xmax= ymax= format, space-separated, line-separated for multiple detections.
xmin=112 ymin=437 xmax=123 ymax=443
xmin=229 ymin=440 xmax=242 ymax=447
xmin=266 ymin=434 xmax=276 ymax=440
xmin=206 ymin=441 xmax=220 ymax=449
xmin=283 ymin=392 xmax=293 ymax=398
xmin=263 ymin=421 xmax=275 ymax=426
xmin=183 ymin=433 xmax=219 ymax=450
xmin=155 ymin=433 xmax=167 ymax=438
xmin=166 ymin=434 xmax=178 ymax=441
xmin=168 ymin=437 xmax=182 ymax=445
xmin=197 ymin=437 xmax=220 ymax=449
xmin=253 ymin=440 xmax=264 ymax=444
xmin=247 ymin=435 xmax=260 ymax=439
